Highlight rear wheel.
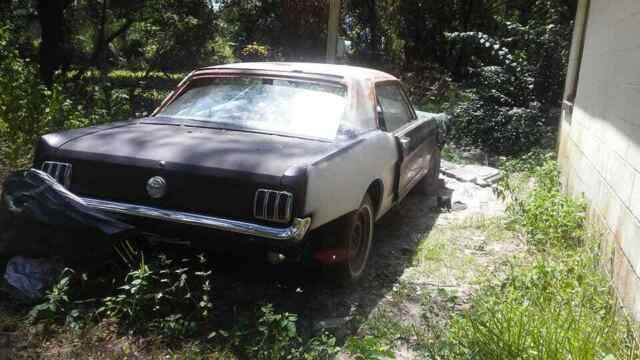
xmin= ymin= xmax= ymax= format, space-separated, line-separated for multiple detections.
xmin=326 ymin=194 xmax=374 ymax=284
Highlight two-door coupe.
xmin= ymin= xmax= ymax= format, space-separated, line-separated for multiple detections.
xmin=30 ymin=62 xmax=444 ymax=282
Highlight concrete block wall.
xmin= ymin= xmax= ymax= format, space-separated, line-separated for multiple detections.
xmin=558 ymin=0 xmax=640 ymax=318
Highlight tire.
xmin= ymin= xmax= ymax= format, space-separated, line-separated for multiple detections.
xmin=415 ymin=147 xmax=442 ymax=195
xmin=326 ymin=194 xmax=375 ymax=285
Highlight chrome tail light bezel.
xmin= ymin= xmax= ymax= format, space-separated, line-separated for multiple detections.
xmin=254 ymin=189 xmax=294 ymax=224
xmin=41 ymin=161 xmax=72 ymax=188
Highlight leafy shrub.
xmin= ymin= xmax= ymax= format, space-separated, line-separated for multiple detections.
xmin=450 ymin=65 xmax=548 ymax=155
xmin=446 ymin=15 xmax=569 ymax=155
xmin=99 ymin=253 xmax=213 ymax=337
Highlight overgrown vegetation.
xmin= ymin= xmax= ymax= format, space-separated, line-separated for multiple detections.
xmin=500 ymin=153 xmax=587 ymax=248
xmin=0 ymin=25 xmax=149 ymax=171
xmin=448 ymin=246 xmax=635 ymax=359
xmin=99 ymin=254 xmax=213 ymax=337
xmin=339 ymin=154 xmax=639 ymax=359
xmin=445 ymin=155 xmax=638 ymax=359
xmin=17 ymin=252 xmax=339 ymax=359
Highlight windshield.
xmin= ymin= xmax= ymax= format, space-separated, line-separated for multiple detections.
xmin=158 ymin=77 xmax=347 ymax=140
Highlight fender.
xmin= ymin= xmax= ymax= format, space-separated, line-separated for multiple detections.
xmin=304 ymin=130 xmax=398 ymax=229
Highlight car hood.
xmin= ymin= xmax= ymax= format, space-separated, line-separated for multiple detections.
xmin=58 ymin=120 xmax=336 ymax=178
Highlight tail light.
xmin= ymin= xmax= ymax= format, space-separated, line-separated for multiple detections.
xmin=254 ymin=189 xmax=293 ymax=223
xmin=41 ymin=161 xmax=72 ymax=188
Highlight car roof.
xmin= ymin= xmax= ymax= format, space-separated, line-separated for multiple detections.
xmin=199 ymin=62 xmax=398 ymax=82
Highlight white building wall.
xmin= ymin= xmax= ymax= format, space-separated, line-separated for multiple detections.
xmin=559 ymin=0 xmax=640 ymax=317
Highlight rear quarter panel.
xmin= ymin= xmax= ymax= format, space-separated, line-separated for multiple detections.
xmin=304 ymin=131 xmax=398 ymax=229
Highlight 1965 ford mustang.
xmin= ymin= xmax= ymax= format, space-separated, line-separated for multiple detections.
xmin=27 ymin=62 xmax=446 ymax=282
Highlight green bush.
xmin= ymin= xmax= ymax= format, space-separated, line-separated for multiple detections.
xmin=446 ymin=24 xmax=566 ymax=155
xmin=450 ymin=66 xmax=549 ymax=155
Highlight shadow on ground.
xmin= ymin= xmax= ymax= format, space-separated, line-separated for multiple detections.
xmin=0 ymin=188 xmax=439 ymax=346
xmin=167 ymin=191 xmax=440 ymax=340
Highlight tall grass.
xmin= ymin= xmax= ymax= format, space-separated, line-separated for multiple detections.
xmin=448 ymin=242 xmax=636 ymax=359
xmin=446 ymin=155 xmax=639 ymax=359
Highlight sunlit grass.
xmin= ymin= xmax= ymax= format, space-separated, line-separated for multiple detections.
xmin=409 ymin=216 xmax=515 ymax=284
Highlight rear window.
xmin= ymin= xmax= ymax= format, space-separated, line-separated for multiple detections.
xmin=158 ymin=77 xmax=347 ymax=140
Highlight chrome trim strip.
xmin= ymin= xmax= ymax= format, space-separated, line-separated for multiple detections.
xmin=81 ymin=197 xmax=311 ymax=242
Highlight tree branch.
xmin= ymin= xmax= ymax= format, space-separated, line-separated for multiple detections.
xmin=105 ymin=17 xmax=135 ymax=45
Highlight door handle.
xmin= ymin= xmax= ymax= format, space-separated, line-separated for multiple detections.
xmin=399 ymin=136 xmax=411 ymax=153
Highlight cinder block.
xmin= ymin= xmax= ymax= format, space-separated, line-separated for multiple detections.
xmin=625 ymin=123 xmax=640 ymax=172
xmin=630 ymin=174 xmax=640 ymax=221
xmin=617 ymin=209 xmax=640 ymax=273
xmin=603 ymin=185 xmax=624 ymax=232
xmin=603 ymin=152 xmax=635 ymax=207
xmin=612 ymin=13 xmax=640 ymax=52
xmin=602 ymin=118 xmax=630 ymax=160
xmin=617 ymin=0 xmax=640 ymax=21
xmin=613 ymin=242 xmax=639 ymax=316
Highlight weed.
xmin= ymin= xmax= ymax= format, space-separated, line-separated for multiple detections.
xmin=241 ymin=304 xmax=339 ymax=360
xmin=441 ymin=144 xmax=464 ymax=164
xmin=346 ymin=335 xmax=395 ymax=360
xmin=346 ymin=308 xmax=438 ymax=359
xmin=499 ymin=155 xmax=586 ymax=249
xmin=249 ymin=304 xmax=299 ymax=359
xmin=28 ymin=268 xmax=75 ymax=326
xmin=99 ymin=253 xmax=213 ymax=337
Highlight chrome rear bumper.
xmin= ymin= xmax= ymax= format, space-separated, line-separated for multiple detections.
xmin=82 ymin=197 xmax=311 ymax=242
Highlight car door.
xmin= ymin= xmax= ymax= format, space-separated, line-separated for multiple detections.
xmin=375 ymin=82 xmax=432 ymax=199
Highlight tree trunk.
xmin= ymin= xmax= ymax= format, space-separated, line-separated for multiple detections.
xmin=37 ymin=0 xmax=67 ymax=86
xmin=452 ymin=0 xmax=474 ymax=79
xmin=367 ymin=0 xmax=380 ymax=63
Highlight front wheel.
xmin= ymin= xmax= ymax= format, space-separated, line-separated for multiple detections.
xmin=325 ymin=194 xmax=374 ymax=285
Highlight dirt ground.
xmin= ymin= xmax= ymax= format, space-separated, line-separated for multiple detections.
xmin=0 ymin=169 xmax=527 ymax=358
xmin=153 ymin=172 xmax=524 ymax=358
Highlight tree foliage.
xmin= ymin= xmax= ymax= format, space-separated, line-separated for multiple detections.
xmin=0 ymin=0 xmax=578 ymax=167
